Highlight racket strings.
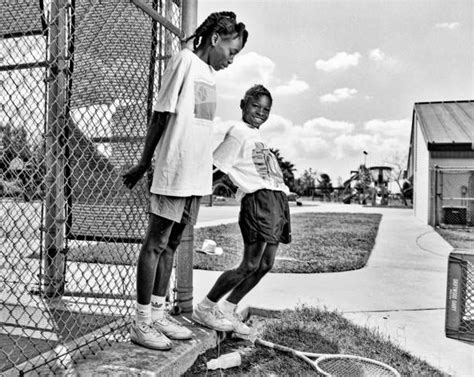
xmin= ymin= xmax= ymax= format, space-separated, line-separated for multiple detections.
xmin=316 ymin=356 xmax=399 ymax=377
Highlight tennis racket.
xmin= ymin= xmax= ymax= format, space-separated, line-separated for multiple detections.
xmin=255 ymin=338 xmax=400 ymax=377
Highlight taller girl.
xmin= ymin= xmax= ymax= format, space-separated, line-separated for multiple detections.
xmin=123 ymin=12 xmax=248 ymax=351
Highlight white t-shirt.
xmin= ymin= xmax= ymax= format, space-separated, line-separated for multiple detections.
xmin=151 ymin=49 xmax=216 ymax=196
xmin=213 ymin=121 xmax=290 ymax=201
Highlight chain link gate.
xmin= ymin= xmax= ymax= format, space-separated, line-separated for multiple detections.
xmin=433 ymin=166 xmax=474 ymax=228
xmin=1 ymin=0 xmax=184 ymax=373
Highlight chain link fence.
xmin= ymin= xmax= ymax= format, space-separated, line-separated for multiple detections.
xmin=433 ymin=166 xmax=474 ymax=227
xmin=1 ymin=0 xmax=183 ymax=373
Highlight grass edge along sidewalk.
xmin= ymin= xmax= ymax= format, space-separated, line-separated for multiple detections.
xmin=32 ymin=212 xmax=382 ymax=274
xmin=185 ymin=305 xmax=446 ymax=376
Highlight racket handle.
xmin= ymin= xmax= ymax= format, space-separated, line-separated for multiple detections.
xmin=255 ymin=338 xmax=297 ymax=354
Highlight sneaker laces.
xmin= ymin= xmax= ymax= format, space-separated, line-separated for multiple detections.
xmin=158 ymin=313 xmax=180 ymax=326
xmin=230 ymin=311 xmax=248 ymax=328
xmin=211 ymin=306 xmax=227 ymax=320
xmin=231 ymin=310 xmax=244 ymax=322
xmin=138 ymin=321 xmax=161 ymax=335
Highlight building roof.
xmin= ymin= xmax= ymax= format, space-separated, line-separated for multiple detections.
xmin=414 ymin=100 xmax=473 ymax=151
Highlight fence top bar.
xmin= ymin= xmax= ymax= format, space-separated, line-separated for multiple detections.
xmin=433 ymin=166 xmax=474 ymax=170
xmin=442 ymin=198 xmax=474 ymax=201
xmin=0 ymin=61 xmax=48 ymax=72
xmin=130 ymin=0 xmax=185 ymax=40
xmin=1 ymin=30 xmax=45 ymax=39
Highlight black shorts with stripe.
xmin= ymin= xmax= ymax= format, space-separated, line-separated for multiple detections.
xmin=239 ymin=189 xmax=291 ymax=244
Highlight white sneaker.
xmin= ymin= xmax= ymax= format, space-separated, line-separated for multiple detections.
xmin=130 ymin=321 xmax=172 ymax=350
xmin=153 ymin=314 xmax=193 ymax=340
xmin=192 ymin=304 xmax=234 ymax=332
xmin=223 ymin=309 xmax=252 ymax=336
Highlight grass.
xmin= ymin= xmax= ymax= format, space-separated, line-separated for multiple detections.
xmin=435 ymin=227 xmax=474 ymax=249
xmin=185 ymin=305 xmax=445 ymax=376
xmin=194 ymin=212 xmax=382 ymax=273
xmin=29 ymin=212 xmax=382 ymax=274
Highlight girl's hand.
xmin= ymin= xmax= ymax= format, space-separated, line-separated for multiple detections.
xmin=122 ymin=164 xmax=148 ymax=189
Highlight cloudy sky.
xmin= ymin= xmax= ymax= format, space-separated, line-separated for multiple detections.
xmin=199 ymin=0 xmax=472 ymax=181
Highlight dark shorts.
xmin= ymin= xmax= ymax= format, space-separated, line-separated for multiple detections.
xmin=239 ymin=189 xmax=291 ymax=244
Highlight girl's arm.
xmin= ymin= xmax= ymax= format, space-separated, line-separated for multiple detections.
xmin=122 ymin=111 xmax=170 ymax=189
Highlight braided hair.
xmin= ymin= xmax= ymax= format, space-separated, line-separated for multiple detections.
xmin=186 ymin=11 xmax=248 ymax=51
xmin=243 ymin=85 xmax=273 ymax=106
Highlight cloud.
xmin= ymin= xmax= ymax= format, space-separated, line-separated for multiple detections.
xmin=367 ymin=48 xmax=401 ymax=72
xmin=303 ymin=117 xmax=355 ymax=135
xmin=364 ymin=119 xmax=411 ymax=138
xmin=369 ymin=48 xmax=385 ymax=62
xmin=333 ymin=118 xmax=410 ymax=163
xmin=320 ymin=88 xmax=358 ymax=103
xmin=212 ymin=114 xmax=411 ymax=180
xmin=333 ymin=133 xmax=376 ymax=159
xmin=262 ymin=116 xmax=332 ymax=160
xmin=435 ymin=22 xmax=460 ymax=30
xmin=333 ymin=129 xmax=409 ymax=164
xmin=216 ymin=52 xmax=310 ymax=99
xmin=274 ymin=75 xmax=309 ymax=96
xmin=216 ymin=52 xmax=276 ymax=97
xmin=315 ymin=52 xmax=361 ymax=72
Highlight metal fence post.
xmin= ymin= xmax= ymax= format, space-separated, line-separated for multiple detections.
xmin=434 ymin=166 xmax=441 ymax=226
xmin=181 ymin=0 xmax=197 ymax=49
xmin=175 ymin=0 xmax=197 ymax=313
xmin=43 ymin=0 xmax=68 ymax=297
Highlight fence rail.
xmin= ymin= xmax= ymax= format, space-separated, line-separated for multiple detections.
xmin=1 ymin=0 xmax=184 ymax=373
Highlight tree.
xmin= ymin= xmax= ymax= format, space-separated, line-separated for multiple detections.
xmin=1 ymin=123 xmax=31 ymax=172
xmin=383 ymin=152 xmax=411 ymax=206
xmin=295 ymin=168 xmax=317 ymax=196
xmin=270 ymin=148 xmax=296 ymax=192
xmin=384 ymin=151 xmax=408 ymax=183
xmin=316 ymin=173 xmax=333 ymax=201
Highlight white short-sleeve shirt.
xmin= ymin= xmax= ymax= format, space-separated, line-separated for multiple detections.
xmin=151 ymin=49 xmax=216 ymax=196
xmin=213 ymin=121 xmax=290 ymax=201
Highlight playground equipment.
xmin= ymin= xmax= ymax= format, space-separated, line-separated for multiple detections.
xmin=369 ymin=166 xmax=392 ymax=206
xmin=342 ymin=165 xmax=393 ymax=206
xmin=342 ymin=164 xmax=372 ymax=204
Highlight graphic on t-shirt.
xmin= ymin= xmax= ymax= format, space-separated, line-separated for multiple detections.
xmin=194 ymin=81 xmax=216 ymax=121
xmin=251 ymin=142 xmax=285 ymax=184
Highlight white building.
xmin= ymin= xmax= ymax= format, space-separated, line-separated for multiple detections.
xmin=407 ymin=101 xmax=474 ymax=226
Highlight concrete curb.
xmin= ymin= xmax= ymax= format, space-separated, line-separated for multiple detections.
xmin=239 ymin=305 xmax=282 ymax=321
xmin=72 ymin=314 xmax=224 ymax=376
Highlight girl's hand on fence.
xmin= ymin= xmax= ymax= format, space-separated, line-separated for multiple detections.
xmin=122 ymin=164 xmax=148 ymax=189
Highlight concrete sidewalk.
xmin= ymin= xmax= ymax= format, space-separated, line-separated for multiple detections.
xmin=193 ymin=202 xmax=473 ymax=376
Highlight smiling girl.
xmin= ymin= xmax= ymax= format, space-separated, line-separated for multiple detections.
xmin=193 ymin=85 xmax=291 ymax=335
